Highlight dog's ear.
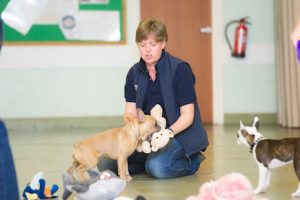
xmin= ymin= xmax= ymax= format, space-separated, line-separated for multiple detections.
xmin=241 ymin=129 xmax=248 ymax=137
xmin=252 ymin=116 xmax=260 ymax=130
xmin=240 ymin=120 xmax=245 ymax=129
xmin=123 ymin=114 xmax=135 ymax=124
xmin=137 ymin=109 xmax=145 ymax=123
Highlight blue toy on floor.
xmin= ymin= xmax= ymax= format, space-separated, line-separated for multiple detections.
xmin=22 ymin=171 xmax=59 ymax=200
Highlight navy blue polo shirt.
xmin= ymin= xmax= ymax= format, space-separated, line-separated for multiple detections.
xmin=125 ymin=57 xmax=197 ymax=125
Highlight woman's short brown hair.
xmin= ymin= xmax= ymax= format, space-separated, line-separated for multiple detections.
xmin=135 ymin=17 xmax=168 ymax=43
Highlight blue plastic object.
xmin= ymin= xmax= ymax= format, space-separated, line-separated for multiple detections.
xmin=297 ymin=40 xmax=300 ymax=62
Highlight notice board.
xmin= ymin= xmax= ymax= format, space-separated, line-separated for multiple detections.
xmin=0 ymin=0 xmax=126 ymax=44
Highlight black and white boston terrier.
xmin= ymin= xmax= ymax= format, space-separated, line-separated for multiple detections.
xmin=237 ymin=116 xmax=300 ymax=197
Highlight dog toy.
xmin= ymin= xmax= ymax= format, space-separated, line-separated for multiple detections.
xmin=22 ymin=171 xmax=59 ymax=200
xmin=62 ymin=169 xmax=126 ymax=200
xmin=186 ymin=172 xmax=253 ymax=200
xmin=137 ymin=104 xmax=172 ymax=153
xmin=136 ymin=140 xmax=152 ymax=154
xmin=150 ymin=129 xmax=174 ymax=152
xmin=24 ymin=193 xmax=38 ymax=200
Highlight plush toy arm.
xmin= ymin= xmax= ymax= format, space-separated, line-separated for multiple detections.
xmin=167 ymin=128 xmax=174 ymax=138
xmin=136 ymin=140 xmax=151 ymax=154
xmin=37 ymin=179 xmax=46 ymax=199
xmin=141 ymin=140 xmax=151 ymax=154
xmin=50 ymin=184 xmax=59 ymax=196
xmin=136 ymin=140 xmax=143 ymax=152
xmin=151 ymin=145 xmax=159 ymax=152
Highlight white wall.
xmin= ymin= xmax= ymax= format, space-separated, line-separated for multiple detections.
xmin=222 ymin=0 xmax=276 ymax=115
xmin=0 ymin=0 xmax=276 ymax=123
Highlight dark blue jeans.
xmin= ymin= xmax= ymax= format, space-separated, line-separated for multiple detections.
xmin=0 ymin=120 xmax=19 ymax=200
xmin=98 ymin=138 xmax=204 ymax=179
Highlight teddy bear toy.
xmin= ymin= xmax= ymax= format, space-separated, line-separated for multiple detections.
xmin=186 ymin=172 xmax=253 ymax=200
xmin=150 ymin=128 xmax=174 ymax=152
xmin=137 ymin=104 xmax=173 ymax=153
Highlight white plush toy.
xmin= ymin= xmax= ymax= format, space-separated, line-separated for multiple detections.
xmin=137 ymin=104 xmax=173 ymax=153
xmin=136 ymin=140 xmax=151 ymax=154
xmin=151 ymin=128 xmax=174 ymax=152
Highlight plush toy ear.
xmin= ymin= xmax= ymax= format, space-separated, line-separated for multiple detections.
xmin=163 ymin=129 xmax=174 ymax=138
xmin=136 ymin=141 xmax=143 ymax=152
xmin=150 ymin=104 xmax=162 ymax=115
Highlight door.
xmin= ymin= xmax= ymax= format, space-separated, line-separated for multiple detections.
xmin=141 ymin=0 xmax=212 ymax=124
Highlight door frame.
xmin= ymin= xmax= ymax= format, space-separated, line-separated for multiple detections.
xmin=212 ymin=0 xmax=224 ymax=124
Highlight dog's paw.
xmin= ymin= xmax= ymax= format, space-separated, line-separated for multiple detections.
xmin=292 ymin=191 xmax=300 ymax=197
xmin=120 ymin=175 xmax=132 ymax=182
xmin=125 ymin=175 xmax=132 ymax=182
xmin=261 ymin=187 xmax=269 ymax=193
xmin=253 ymin=187 xmax=264 ymax=194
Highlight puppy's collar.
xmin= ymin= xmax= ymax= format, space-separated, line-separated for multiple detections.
xmin=250 ymin=137 xmax=262 ymax=153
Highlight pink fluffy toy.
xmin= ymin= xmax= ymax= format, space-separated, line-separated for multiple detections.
xmin=186 ymin=172 xmax=253 ymax=200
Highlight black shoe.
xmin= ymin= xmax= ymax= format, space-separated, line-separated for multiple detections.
xmin=190 ymin=152 xmax=206 ymax=173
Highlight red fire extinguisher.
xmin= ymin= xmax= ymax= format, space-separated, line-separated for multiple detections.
xmin=225 ymin=17 xmax=251 ymax=58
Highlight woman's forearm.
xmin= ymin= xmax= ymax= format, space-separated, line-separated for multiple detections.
xmin=169 ymin=103 xmax=194 ymax=135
